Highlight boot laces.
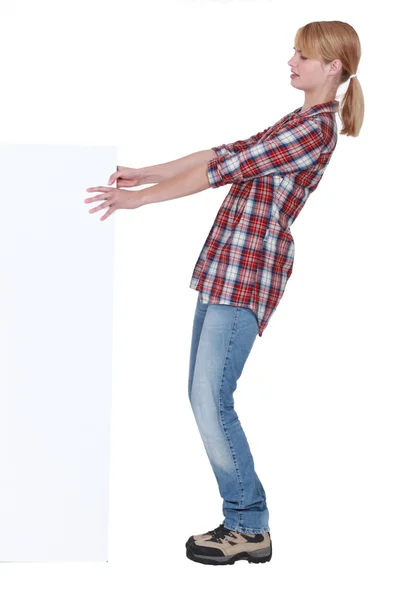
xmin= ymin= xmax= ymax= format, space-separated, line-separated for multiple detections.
xmin=208 ymin=524 xmax=234 ymax=543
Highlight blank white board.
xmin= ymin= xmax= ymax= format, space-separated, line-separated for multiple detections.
xmin=0 ymin=144 xmax=116 ymax=561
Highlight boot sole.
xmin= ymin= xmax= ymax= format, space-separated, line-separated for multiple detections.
xmin=186 ymin=541 xmax=272 ymax=565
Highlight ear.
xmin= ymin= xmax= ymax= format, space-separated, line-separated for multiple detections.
xmin=330 ymin=58 xmax=343 ymax=76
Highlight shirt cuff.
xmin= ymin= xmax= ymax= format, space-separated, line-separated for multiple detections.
xmin=207 ymin=153 xmax=242 ymax=188
xmin=211 ymin=145 xmax=233 ymax=158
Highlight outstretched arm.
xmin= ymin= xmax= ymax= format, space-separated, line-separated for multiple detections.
xmin=139 ymin=122 xmax=304 ymax=205
xmin=140 ymin=149 xmax=217 ymax=184
xmin=139 ymin=127 xmax=272 ymax=184
xmin=141 ymin=163 xmax=211 ymax=206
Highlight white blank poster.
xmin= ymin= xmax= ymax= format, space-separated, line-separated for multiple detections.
xmin=0 ymin=144 xmax=116 ymax=561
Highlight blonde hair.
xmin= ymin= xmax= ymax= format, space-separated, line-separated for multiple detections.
xmin=294 ymin=21 xmax=364 ymax=137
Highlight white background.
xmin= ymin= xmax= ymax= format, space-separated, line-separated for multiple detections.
xmin=1 ymin=0 xmax=399 ymax=597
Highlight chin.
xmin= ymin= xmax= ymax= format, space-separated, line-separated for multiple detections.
xmin=290 ymin=80 xmax=304 ymax=90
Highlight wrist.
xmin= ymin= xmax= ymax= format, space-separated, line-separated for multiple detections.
xmin=139 ymin=166 xmax=154 ymax=185
xmin=127 ymin=189 xmax=146 ymax=209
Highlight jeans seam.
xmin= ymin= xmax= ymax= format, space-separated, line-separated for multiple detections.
xmin=217 ymin=307 xmax=245 ymax=527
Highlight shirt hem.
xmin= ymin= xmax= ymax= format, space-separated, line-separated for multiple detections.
xmin=189 ymin=283 xmax=265 ymax=338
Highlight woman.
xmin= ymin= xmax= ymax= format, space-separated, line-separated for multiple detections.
xmin=84 ymin=20 xmax=364 ymax=566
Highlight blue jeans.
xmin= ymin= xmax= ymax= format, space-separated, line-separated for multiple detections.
xmin=188 ymin=292 xmax=270 ymax=534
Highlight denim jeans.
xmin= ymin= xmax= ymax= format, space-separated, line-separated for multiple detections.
xmin=188 ymin=292 xmax=270 ymax=534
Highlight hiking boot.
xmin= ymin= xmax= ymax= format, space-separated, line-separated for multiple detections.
xmin=185 ymin=523 xmax=272 ymax=565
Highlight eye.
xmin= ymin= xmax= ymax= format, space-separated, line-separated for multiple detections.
xmin=293 ymin=48 xmax=308 ymax=59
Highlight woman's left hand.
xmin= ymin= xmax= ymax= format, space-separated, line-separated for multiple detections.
xmin=84 ymin=186 xmax=143 ymax=221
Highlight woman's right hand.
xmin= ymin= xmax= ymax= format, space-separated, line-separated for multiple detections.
xmin=108 ymin=166 xmax=144 ymax=188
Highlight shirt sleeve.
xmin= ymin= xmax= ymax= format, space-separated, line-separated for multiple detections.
xmin=207 ymin=119 xmax=326 ymax=188
xmin=212 ymin=127 xmax=272 ymax=157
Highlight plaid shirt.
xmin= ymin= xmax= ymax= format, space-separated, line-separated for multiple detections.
xmin=189 ymin=100 xmax=339 ymax=337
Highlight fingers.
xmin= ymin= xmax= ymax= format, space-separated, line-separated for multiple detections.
xmin=100 ymin=206 xmax=115 ymax=221
xmin=88 ymin=200 xmax=109 ymax=213
xmin=84 ymin=189 xmax=109 ymax=203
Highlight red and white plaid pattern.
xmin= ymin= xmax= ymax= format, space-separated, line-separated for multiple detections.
xmin=189 ymin=101 xmax=339 ymax=337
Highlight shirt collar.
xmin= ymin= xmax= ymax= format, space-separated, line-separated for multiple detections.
xmin=293 ymin=100 xmax=339 ymax=117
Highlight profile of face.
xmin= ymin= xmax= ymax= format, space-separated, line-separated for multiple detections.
xmin=288 ymin=47 xmax=331 ymax=90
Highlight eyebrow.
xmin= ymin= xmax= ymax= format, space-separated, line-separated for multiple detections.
xmin=293 ymin=47 xmax=301 ymax=52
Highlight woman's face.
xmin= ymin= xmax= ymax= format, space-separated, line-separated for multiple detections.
xmin=288 ymin=47 xmax=326 ymax=90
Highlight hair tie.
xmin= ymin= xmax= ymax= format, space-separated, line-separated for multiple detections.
xmin=349 ymin=73 xmax=357 ymax=79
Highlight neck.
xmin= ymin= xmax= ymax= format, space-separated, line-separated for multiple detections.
xmin=301 ymin=90 xmax=338 ymax=112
